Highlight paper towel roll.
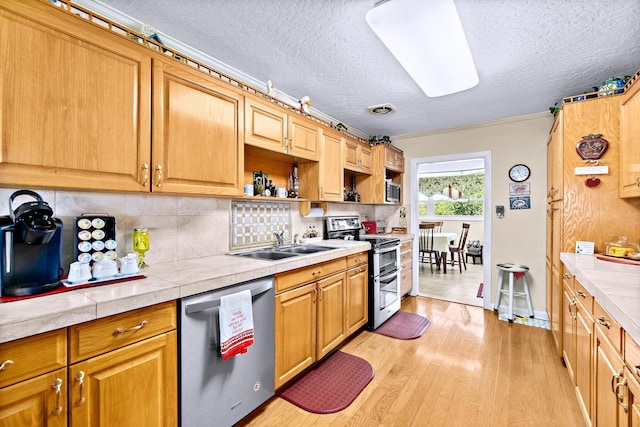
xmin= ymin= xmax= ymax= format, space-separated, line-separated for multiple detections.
xmin=304 ymin=207 xmax=324 ymax=218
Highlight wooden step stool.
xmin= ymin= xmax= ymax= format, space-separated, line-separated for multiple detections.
xmin=493 ymin=263 xmax=534 ymax=322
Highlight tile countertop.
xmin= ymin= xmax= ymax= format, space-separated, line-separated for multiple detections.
xmin=0 ymin=241 xmax=370 ymax=344
xmin=561 ymin=252 xmax=640 ymax=344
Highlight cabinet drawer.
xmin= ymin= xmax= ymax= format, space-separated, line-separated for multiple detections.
xmin=400 ymin=266 xmax=412 ymax=296
xmin=625 ymin=332 xmax=640 ymax=382
xmin=0 ymin=329 xmax=66 ymax=388
xmin=594 ymin=301 xmax=622 ymax=353
xmin=276 ymin=257 xmax=346 ymax=293
xmin=400 ymin=240 xmax=412 ymax=252
xmin=573 ymin=279 xmax=593 ymax=314
xmin=69 ymin=301 xmax=177 ymax=363
xmin=400 ymin=249 xmax=412 ymax=265
xmin=346 ymin=252 xmax=368 ymax=269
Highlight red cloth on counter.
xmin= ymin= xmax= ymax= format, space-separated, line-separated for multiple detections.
xmin=219 ymin=290 xmax=254 ymax=360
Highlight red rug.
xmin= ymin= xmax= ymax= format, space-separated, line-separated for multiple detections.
xmin=374 ymin=311 xmax=431 ymax=340
xmin=277 ymin=351 xmax=374 ymax=414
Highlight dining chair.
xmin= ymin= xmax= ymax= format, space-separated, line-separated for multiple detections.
xmin=420 ymin=221 xmax=443 ymax=233
xmin=449 ymin=223 xmax=470 ymax=273
xmin=419 ymin=223 xmax=439 ymax=273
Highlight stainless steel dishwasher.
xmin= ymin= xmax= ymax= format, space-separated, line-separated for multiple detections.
xmin=179 ymin=277 xmax=275 ymax=427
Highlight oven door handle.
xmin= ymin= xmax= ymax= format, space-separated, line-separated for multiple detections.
xmin=378 ymin=269 xmax=400 ymax=283
xmin=374 ymin=245 xmax=399 ymax=255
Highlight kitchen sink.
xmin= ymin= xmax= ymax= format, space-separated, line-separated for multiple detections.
xmin=278 ymin=244 xmax=335 ymax=254
xmin=233 ymin=251 xmax=299 ymax=260
xmin=230 ymin=244 xmax=335 ymax=261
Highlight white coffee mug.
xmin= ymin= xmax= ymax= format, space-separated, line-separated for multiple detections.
xmin=276 ymin=188 xmax=287 ymax=198
xmin=244 ymin=184 xmax=254 ymax=196
xmin=68 ymin=261 xmax=92 ymax=283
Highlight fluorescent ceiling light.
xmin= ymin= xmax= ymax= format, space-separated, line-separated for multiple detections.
xmin=366 ymin=0 xmax=479 ymax=97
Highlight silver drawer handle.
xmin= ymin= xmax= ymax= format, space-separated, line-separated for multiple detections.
xmin=0 ymin=360 xmax=13 ymax=371
xmin=75 ymin=371 xmax=86 ymax=406
xmin=113 ymin=320 xmax=148 ymax=335
xmin=52 ymin=378 xmax=63 ymax=415
xmin=635 ymin=365 xmax=640 ymax=377
xmin=597 ymin=316 xmax=610 ymax=329
xmin=576 ymin=290 xmax=587 ymax=299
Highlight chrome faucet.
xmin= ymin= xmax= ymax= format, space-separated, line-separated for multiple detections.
xmin=273 ymin=230 xmax=284 ymax=247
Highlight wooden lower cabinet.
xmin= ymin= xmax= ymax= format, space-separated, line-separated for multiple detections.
xmin=562 ymin=280 xmax=576 ymax=382
xmin=595 ymin=323 xmax=626 ymax=427
xmin=346 ymin=262 xmax=368 ymax=336
xmin=274 ymin=253 xmax=367 ymax=389
xmin=400 ymin=240 xmax=413 ymax=296
xmin=68 ymin=332 xmax=177 ymax=427
xmin=275 ymin=283 xmax=317 ymax=388
xmin=575 ymin=293 xmax=594 ymax=425
xmin=317 ymin=273 xmax=347 ymax=359
xmin=0 ymin=328 xmax=68 ymax=427
xmin=0 ymin=368 xmax=67 ymax=427
xmin=0 ymin=303 xmax=177 ymax=427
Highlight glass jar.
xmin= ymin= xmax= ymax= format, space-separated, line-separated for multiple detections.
xmin=605 ymin=236 xmax=639 ymax=257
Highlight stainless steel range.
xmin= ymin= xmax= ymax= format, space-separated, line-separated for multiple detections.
xmin=323 ymin=216 xmax=401 ymax=329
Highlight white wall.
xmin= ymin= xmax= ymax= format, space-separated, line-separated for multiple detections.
xmin=393 ymin=112 xmax=554 ymax=318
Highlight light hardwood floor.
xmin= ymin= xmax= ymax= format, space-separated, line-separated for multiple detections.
xmin=239 ymin=297 xmax=584 ymax=427
xmin=418 ymin=258 xmax=484 ymax=307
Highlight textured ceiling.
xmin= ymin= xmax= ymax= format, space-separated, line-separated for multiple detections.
xmin=95 ymin=0 xmax=640 ymax=138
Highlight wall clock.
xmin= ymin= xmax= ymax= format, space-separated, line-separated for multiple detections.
xmin=508 ymin=164 xmax=530 ymax=182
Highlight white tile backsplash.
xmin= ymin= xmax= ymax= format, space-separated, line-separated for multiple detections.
xmin=0 ymin=187 xmax=397 ymax=273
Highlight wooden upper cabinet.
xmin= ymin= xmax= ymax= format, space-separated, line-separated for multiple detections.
xmin=620 ymin=82 xmax=640 ymax=198
xmin=152 ymin=58 xmax=243 ymax=195
xmin=244 ymin=98 xmax=288 ymax=153
xmin=0 ymin=2 xmax=151 ymax=192
xmin=319 ymin=130 xmax=344 ymax=201
xmin=384 ymin=146 xmax=404 ymax=173
xmin=344 ymin=138 xmax=373 ymax=174
xmin=547 ymin=111 xmax=564 ymax=202
xmin=245 ymin=97 xmax=318 ymax=161
xmin=288 ymin=116 xmax=319 ymax=160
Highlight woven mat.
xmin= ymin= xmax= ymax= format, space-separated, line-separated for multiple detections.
xmin=277 ymin=351 xmax=374 ymax=414
xmin=374 ymin=311 xmax=431 ymax=340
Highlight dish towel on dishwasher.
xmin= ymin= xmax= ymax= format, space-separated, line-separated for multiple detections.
xmin=219 ymin=290 xmax=254 ymax=360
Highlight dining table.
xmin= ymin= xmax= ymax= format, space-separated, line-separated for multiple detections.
xmin=432 ymin=232 xmax=457 ymax=273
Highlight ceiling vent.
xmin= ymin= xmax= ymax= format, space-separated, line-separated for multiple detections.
xmin=367 ymin=103 xmax=397 ymax=115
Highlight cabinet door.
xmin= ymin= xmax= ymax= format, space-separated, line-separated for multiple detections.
xmin=317 ymin=273 xmax=347 ymax=359
xmin=547 ymin=112 xmax=564 ymax=201
xmin=346 ymin=265 xmax=368 ymax=336
xmin=152 ymin=59 xmax=243 ymax=195
xmin=0 ymin=368 xmax=67 ymax=427
xmin=594 ymin=325 xmax=626 ymax=427
xmin=575 ymin=304 xmax=593 ymax=423
xmin=626 ymin=368 xmax=640 ymax=427
xmin=0 ymin=4 xmax=151 ymax=192
xmin=288 ymin=116 xmax=318 ymax=161
xmin=400 ymin=263 xmax=412 ymax=297
xmin=275 ymin=283 xmax=317 ymax=388
xmin=320 ymin=131 xmax=344 ymax=201
xmin=620 ymin=84 xmax=640 ymax=198
xmin=562 ymin=282 xmax=576 ymax=383
xmin=344 ymin=139 xmax=360 ymax=171
xmin=360 ymin=144 xmax=373 ymax=174
xmin=244 ymin=98 xmax=287 ymax=153
xmin=69 ymin=332 xmax=177 ymax=427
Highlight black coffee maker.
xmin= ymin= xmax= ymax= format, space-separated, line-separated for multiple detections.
xmin=0 ymin=190 xmax=63 ymax=296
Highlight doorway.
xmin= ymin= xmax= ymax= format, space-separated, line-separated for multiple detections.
xmin=410 ymin=151 xmax=492 ymax=310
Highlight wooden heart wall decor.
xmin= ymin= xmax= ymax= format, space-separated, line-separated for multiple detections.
xmin=576 ymin=134 xmax=608 ymax=160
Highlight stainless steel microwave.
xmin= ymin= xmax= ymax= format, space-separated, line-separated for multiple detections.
xmin=386 ymin=181 xmax=401 ymax=203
